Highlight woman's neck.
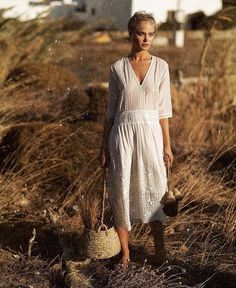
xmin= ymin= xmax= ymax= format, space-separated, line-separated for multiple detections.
xmin=127 ymin=50 xmax=152 ymax=61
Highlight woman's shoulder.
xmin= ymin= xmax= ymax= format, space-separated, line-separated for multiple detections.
xmin=153 ymin=55 xmax=169 ymax=68
xmin=111 ymin=57 xmax=126 ymax=66
xmin=110 ymin=57 xmax=126 ymax=71
xmin=152 ymin=56 xmax=170 ymax=79
xmin=151 ymin=56 xmax=170 ymax=81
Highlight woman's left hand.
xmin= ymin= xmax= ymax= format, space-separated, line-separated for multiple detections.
xmin=163 ymin=146 xmax=173 ymax=167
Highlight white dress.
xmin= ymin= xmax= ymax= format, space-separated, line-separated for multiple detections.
xmin=106 ymin=56 xmax=173 ymax=232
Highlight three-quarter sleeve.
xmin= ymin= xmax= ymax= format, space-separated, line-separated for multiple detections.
xmin=158 ymin=63 xmax=173 ymax=119
xmin=106 ymin=65 xmax=119 ymax=120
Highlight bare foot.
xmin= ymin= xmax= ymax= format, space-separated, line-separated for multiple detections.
xmin=119 ymin=254 xmax=130 ymax=268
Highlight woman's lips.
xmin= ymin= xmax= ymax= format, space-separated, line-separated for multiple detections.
xmin=142 ymin=43 xmax=149 ymax=46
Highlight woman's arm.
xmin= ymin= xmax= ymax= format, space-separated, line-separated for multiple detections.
xmin=159 ymin=118 xmax=173 ymax=166
xmin=101 ymin=117 xmax=114 ymax=148
xmin=158 ymin=62 xmax=173 ymax=166
xmin=99 ymin=65 xmax=119 ymax=167
xmin=99 ymin=117 xmax=114 ymax=168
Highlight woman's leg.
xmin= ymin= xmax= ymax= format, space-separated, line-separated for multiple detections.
xmin=149 ymin=220 xmax=167 ymax=264
xmin=115 ymin=226 xmax=130 ymax=265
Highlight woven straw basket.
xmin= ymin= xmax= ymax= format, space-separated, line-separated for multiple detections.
xmin=81 ymin=168 xmax=121 ymax=259
xmin=82 ymin=224 xmax=121 ymax=259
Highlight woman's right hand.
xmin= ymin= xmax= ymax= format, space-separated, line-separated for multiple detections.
xmin=98 ymin=145 xmax=110 ymax=168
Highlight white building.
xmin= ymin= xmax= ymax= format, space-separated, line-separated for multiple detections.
xmin=0 ymin=0 xmax=49 ymax=21
xmin=77 ymin=0 xmax=223 ymax=30
xmin=0 ymin=0 xmax=223 ymax=28
xmin=0 ymin=0 xmax=78 ymax=21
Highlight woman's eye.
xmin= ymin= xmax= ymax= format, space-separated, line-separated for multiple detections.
xmin=136 ymin=32 xmax=154 ymax=37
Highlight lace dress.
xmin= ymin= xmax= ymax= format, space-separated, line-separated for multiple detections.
xmin=106 ymin=56 xmax=172 ymax=231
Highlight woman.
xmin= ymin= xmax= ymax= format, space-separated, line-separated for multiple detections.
xmin=99 ymin=11 xmax=173 ymax=267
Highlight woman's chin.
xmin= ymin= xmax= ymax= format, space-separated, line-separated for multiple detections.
xmin=141 ymin=45 xmax=150 ymax=50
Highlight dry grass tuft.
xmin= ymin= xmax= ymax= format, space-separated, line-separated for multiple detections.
xmin=83 ymin=259 xmax=208 ymax=288
xmin=0 ymin=255 xmax=51 ymax=287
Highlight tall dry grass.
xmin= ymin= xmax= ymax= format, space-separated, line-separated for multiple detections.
xmin=0 ymin=6 xmax=235 ymax=286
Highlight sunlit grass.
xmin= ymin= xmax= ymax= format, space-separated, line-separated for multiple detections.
xmin=0 ymin=7 xmax=235 ymax=286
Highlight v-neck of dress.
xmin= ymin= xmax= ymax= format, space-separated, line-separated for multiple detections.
xmin=126 ymin=56 xmax=154 ymax=87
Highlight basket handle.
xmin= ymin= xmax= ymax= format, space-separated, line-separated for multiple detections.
xmin=99 ymin=167 xmax=107 ymax=228
xmin=97 ymin=223 xmax=108 ymax=232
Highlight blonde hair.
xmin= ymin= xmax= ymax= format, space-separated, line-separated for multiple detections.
xmin=128 ymin=11 xmax=157 ymax=36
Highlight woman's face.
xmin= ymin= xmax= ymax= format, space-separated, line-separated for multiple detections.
xmin=130 ymin=20 xmax=156 ymax=51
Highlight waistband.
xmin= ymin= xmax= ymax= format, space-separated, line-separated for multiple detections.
xmin=114 ymin=110 xmax=159 ymax=125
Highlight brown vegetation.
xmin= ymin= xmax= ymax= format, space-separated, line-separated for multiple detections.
xmin=0 ymin=7 xmax=235 ymax=287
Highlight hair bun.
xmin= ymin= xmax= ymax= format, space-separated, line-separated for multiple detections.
xmin=134 ymin=11 xmax=147 ymax=15
xmin=134 ymin=11 xmax=154 ymax=17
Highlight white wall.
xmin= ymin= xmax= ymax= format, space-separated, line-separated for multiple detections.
xmin=84 ymin=0 xmax=132 ymax=30
xmin=131 ymin=0 xmax=222 ymax=23
xmin=82 ymin=0 xmax=222 ymax=30
xmin=0 ymin=0 xmax=49 ymax=21
xmin=131 ymin=0 xmax=167 ymax=23
xmin=0 ymin=0 xmax=223 ymax=28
